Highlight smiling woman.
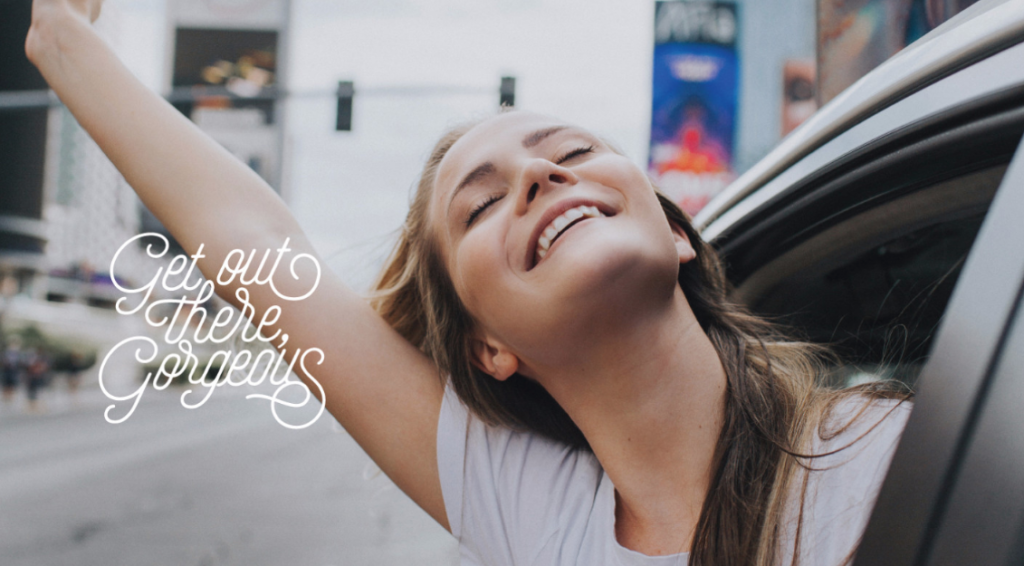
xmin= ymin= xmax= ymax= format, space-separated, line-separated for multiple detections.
xmin=25 ymin=1 xmax=910 ymax=565
xmin=371 ymin=111 xmax=912 ymax=565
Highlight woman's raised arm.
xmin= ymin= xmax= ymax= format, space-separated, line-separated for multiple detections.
xmin=26 ymin=0 xmax=450 ymax=531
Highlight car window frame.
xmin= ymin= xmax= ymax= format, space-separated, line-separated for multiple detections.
xmin=853 ymin=131 xmax=1024 ymax=566
xmin=698 ymin=37 xmax=1024 ymax=566
xmin=924 ymin=273 xmax=1024 ymax=565
xmin=701 ymin=41 xmax=1024 ymax=248
xmin=730 ymin=165 xmax=1003 ymax=307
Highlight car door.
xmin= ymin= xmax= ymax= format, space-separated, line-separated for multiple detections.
xmin=712 ymin=105 xmax=1024 ymax=566
xmin=853 ymin=126 xmax=1024 ymax=566
xmin=705 ymin=42 xmax=1024 ymax=391
xmin=694 ymin=35 xmax=1024 ymax=566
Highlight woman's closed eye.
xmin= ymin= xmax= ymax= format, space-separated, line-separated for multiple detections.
xmin=463 ymin=145 xmax=593 ymax=228
xmin=555 ymin=145 xmax=595 ymax=164
xmin=465 ymin=194 xmax=504 ymax=227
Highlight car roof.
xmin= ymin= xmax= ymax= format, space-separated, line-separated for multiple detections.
xmin=693 ymin=0 xmax=1024 ymax=231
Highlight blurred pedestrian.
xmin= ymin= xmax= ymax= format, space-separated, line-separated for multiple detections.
xmin=2 ymin=338 xmax=21 ymax=405
xmin=24 ymin=347 xmax=50 ymax=413
xmin=66 ymin=350 xmax=84 ymax=404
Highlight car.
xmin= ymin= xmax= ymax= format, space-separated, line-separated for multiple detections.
xmin=691 ymin=0 xmax=1024 ymax=564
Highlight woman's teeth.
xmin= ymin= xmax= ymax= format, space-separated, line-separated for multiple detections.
xmin=536 ymin=205 xmax=605 ymax=261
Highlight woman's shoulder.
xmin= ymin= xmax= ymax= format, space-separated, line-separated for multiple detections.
xmin=439 ymin=381 xmax=599 ymax=473
xmin=806 ymin=392 xmax=914 ymax=508
xmin=437 ymin=383 xmax=604 ymax=565
xmin=813 ymin=392 xmax=913 ymax=460
xmin=787 ymin=391 xmax=913 ymax=565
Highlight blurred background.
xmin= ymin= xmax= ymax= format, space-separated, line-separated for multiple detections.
xmin=0 ymin=0 xmax=978 ymax=564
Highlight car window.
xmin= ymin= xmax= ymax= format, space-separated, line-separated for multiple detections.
xmin=853 ymin=131 xmax=1024 ymax=566
xmin=731 ymin=165 xmax=1006 ymax=388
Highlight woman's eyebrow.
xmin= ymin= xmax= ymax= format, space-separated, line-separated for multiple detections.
xmin=522 ymin=125 xmax=569 ymax=148
xmin=448 ymin=161 xmax=497 ymax=216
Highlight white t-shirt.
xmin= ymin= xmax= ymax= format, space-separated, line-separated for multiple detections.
xmin=437 ymin=384 xmax=912 ymax=566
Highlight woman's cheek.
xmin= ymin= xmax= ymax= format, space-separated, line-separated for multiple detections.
xmin=591 ymin=156 xmax=652 ymax=196
xmin=453 ymin=232 xmax=507 ymax=312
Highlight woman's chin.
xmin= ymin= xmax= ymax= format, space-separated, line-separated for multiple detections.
xmin=481 ymin=230 xmax=683 ymax=362
xmin=541 ymin=233 xmax=681 ymax=314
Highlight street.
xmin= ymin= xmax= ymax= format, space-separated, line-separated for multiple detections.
xmin=0 ymin=385 xmax=459 ymax=566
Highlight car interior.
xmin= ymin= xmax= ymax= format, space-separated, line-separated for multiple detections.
xmin=733 ymin=166 xmax=1004 ymax=388
xmin=715 ymin=84 xmax=1024 ymax=388
xmin=710 ymin=67 xmax=1024 ymax=564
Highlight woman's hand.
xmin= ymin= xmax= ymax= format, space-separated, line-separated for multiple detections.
xmin=25 ymin=0 xmax=104 ymax=76
xmin=34 ymin=0 xmax=103 ymax=24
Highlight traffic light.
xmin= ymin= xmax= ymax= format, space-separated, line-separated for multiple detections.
xmin=336 ymin=81 xmax=354 ymax=131
xmin=500 ymin=76 xmax=515 ymax=108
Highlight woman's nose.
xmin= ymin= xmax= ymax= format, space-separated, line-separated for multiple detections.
xmin=515 ymin=159 xmax=579 ymax=214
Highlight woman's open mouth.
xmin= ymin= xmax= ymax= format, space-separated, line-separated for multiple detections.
xmin=530 ymin=203 xmax=608 ymax=269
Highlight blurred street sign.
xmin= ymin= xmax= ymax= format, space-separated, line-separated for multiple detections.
xmin=500 ymin=76 xmax=516 ymax=108
xmin=336 ymin=80 xmax=354 ymax=131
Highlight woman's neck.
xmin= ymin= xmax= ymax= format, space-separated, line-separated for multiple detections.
xmin=536 ymin=285 xmax=728 ymax=555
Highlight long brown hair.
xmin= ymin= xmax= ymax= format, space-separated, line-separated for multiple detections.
xmin=370 ymin=116 xmax=907 ymax=565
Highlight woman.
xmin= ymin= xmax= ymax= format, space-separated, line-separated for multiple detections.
xmin=25 ymin=2 xmax=911 ymax=564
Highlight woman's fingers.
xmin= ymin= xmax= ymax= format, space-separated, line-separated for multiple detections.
xmin=58 ymin=0 xmax=103 ymax=22
xmin=77 ymin=0 xmax=103 ymax=23
xmin=84 ymin=0 xmax=103 ymax=23
xmin=30 ymin=0 xmax=103 ymax=26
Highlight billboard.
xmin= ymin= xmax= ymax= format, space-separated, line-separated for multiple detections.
xmin=649 ymin=1 xmax=739 ymax=216
xmin=817 ymin=0 xmax=980 ymax=105
xmin=782 ymin=59 xmax=817 ymax=137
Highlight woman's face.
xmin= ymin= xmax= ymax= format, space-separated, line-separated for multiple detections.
xmin=429 ymin=112 xmax=691 ymax=376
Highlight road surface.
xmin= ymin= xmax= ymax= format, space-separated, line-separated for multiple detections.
xmin=0 ymin=384 xmax=459 ymax=566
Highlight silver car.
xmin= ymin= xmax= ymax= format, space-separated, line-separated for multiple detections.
xmin=694 ymin=0 xmax=1024 ymax=564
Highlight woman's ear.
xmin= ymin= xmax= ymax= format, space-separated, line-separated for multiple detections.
xmin=470 ymin=337 xmax=519 ymax=381
xmin=670 ymin=222 xmax=697 ymax=264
